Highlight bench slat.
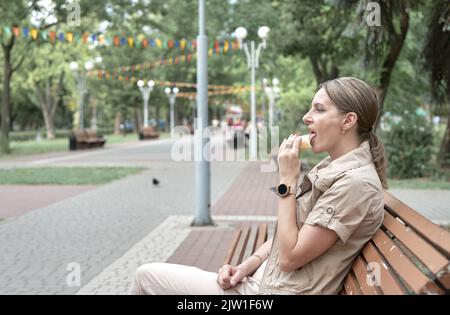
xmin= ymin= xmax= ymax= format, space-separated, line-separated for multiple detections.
xmin=372 ymin=229 xmax=443 ymax=294
xmin=252 ymin=224 xmax=268 ymax=254
xmin=223 ymin=229 xmax=242 ymax=265
xmin=343 ymin=271 xmax=362 ymax=295
xmin=234 ymin=227 xmax=251 ymax=266
xmin=384 ymin=191 xmax=450 ymax=257
xmin=351 ymin=256 xmax=379 ymax=295
xmin=361 ymin=241 xmax=405 ymax=294
xmin=383 ymin=211 xmax=449 ymax=276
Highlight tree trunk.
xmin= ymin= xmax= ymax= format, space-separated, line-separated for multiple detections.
xmin=309 ymin=55 xmax=340 ymax=87
xmin=114 ymin=112 xmax=122 ymax=135
xmin=156 ymin=105 xmax=161 ymax=131
xmin=1 ymin=44 xmax=14 ymax=154
xmin=374 ymin=3 xmax=409 ymax=130
xmin=438 ymin=109 xmax=450 ymax=168
xmin=133 ymin=108 xmax=141 ymax=134
xmin=42 ymin=109 xmax=55 ymax=140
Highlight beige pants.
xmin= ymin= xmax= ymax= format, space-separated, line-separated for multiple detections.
xmin=130 ymin=261 xmax=267 ymax=295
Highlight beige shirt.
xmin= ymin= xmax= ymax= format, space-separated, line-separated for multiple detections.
xmin=258 ymin=141 xmax=384 ymax=295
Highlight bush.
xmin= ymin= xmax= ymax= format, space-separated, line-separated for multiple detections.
xmin=381 ymin=111 xmax=434 ymax=179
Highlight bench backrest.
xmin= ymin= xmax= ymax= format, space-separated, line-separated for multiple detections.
xmin=224 ymin=191 xmax=450 ymax=295
xmin=223 ymin=224 xmax=268 ymax=266
xmin=343 ymin=191 xmax=450 ymax=295
xmin=72 ymin=129 xmax=87 ymax=141
xmin=142 ymin=126 xmax=157 ymax=134
xmin=85 ymin=129 xmax=100 ymax=139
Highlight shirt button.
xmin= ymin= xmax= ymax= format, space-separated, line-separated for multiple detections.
xmin=326 ymin=207 xmax=333 ymax=214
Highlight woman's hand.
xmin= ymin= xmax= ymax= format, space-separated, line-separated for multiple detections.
xmin=217 ymin=264 xmax=246 ymax=289
xmin=278 ymin=134 xmax=302 ymax=186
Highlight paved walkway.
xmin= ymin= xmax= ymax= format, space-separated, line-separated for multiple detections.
xmin=0 ymin=185 xmax=96 ymax=219
xmin=0 ymin=137 xmax=249 ymax=295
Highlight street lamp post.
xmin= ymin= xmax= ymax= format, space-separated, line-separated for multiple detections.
xmin=192 ymin=0 xmax=213 ymax=226
xmin=70 ymin=60 xmax=94 ymax=130
xmin=264 ymin=78 xmax=280 ymax=128
xmin=164 ymin=87 xmax=179 ymax=137
xmin=235 ymin=25 xmax=270 ymax=160
xmin=137 ymin=80 xmax=155 ymax=128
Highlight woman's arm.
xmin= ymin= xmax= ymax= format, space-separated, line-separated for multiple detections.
xmin=237 ymin=237 xmax=272 ymax=276
xmin=276 ymin=135 xmax=338 ymax=272
xmin=277 ymin=195 xmax=338 ymax=272
xmin=217 ymin=238 xmax=272 ymax=289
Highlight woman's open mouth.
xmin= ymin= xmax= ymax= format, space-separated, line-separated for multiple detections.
xmin=309 ymin=131 xmax=317 ymax=144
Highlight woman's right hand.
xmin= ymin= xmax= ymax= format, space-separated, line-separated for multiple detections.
xmin=217 ymin=264 xmax=246 ymax=290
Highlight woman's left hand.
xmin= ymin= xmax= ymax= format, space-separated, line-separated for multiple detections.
xmin=278 ymin=134 xmax=302 ymax=186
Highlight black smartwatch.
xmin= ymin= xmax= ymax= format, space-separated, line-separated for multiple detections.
xmin=270 ymin=183 xmax=294 ymax=198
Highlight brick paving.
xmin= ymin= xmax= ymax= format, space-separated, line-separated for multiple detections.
xmin=212 ymin=162 xmax=279 ymax=216
xmin=167 ymin=161 xmax=279 ymax=272
xmin=0 ymin=185 xmax=96 ymax=219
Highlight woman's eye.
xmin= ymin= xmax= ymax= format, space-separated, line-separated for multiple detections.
xmin=315 ymin=108 xmax=325 ymax=112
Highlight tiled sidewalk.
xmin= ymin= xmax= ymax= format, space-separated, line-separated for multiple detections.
xmin=77 ymin=162 xmax=279 ymax=294
xmin=167 ymin=162 xmax=280 ymax=271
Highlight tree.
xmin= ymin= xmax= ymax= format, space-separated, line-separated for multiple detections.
xmin=363 ymin=0 xmax=411 ymax=129
xmin=0 ymin=0 xmax=109 ymax=153
xmin=0 ymin=1 xmax=41 ymax=153
xmin=278 ymin=0 xmax=357 ymax=86
xmin=422 ymin=0 xmax=450 ymax=167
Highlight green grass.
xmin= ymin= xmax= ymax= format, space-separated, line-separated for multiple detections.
xmin=387 ymin=178 xmax=450 ymax=190
xmin=0 ymin=133 xmax=170 ymax=159
xmin=0 ymin=167 xmax=146 ymax=185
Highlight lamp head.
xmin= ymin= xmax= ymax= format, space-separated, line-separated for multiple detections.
xmin=173 ymin=87 xmax=179 ymax=94
xmin=272 ymin=78 xmax=280 ymax=86
xmin=234 ymin=27 xmax=248 ymax=40
xmin=164 ymin=87 xmax=171 ymax=95
xmin=137 ymin=80 xmax=144 ymax=88
xmin=148 ymin=80 xmax=155 ymax=87
xmin=257 ymin=26 xmax=270 ymax=40
xmin=70 ymin=62 xmax=79 ymax=71
xmin=84 ymin=61 xmax=94 ymax=71
xmin=95 ymin=56 xmax=103 ymax=64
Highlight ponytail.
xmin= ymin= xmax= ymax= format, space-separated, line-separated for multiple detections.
xmin=366 ymin=131 xmax=388 ymax=189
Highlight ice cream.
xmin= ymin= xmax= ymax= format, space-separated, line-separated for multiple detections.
xmin=299 ymin=134 xmax=311 ymax=150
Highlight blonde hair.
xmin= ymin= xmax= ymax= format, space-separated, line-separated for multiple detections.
xmin=318 ymin=77 xmax=388 ymax=189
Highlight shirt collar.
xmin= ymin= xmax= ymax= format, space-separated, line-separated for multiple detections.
xmin=304 ymin=141 xmax=373 ymax=192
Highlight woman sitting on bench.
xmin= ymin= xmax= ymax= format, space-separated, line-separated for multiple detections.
xmin=130 ymin=77 xmax=387 ymax=295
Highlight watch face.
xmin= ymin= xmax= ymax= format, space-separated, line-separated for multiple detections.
xmin=277 ymin=184 xmax=288 ymax=195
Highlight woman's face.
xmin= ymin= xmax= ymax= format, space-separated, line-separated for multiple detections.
xmin=302 ymin=88 xmax=346 ymax=155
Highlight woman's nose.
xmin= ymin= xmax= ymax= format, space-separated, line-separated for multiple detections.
xmin=303 ymin=111 xmax=312 ymax=125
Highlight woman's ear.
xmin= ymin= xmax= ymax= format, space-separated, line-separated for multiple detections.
xmin=341 ymin=112 xmax=358 ymax=132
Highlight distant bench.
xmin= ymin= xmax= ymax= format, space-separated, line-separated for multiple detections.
xmin=139 ymin=126 xmax=159 ymax=140
xmin=69 ymin=129 xmax=106 ymax=151
xmin=224 ymin=191 xmax=450 ymax=294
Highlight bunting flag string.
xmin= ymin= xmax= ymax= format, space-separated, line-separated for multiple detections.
xmin=176 ymin=86 xmax=253 ymax=99
xmin=0 ymin=25 xmax=240 ymax=54
xmin=86 ymin=46 xmax=236 ymax=85
xmin=85 ymin=68 xmax=251 ymax=97
xmin=86 ymin=50 xmax=197 ymax=82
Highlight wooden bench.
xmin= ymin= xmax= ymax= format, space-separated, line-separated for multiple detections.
xmin=69 ymin=129 xmax=106 ymax=150
xmin=224 ymin=191 xmax=450 ymax=294
xmin=139 ymin=126 xmax=159 ymax=140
